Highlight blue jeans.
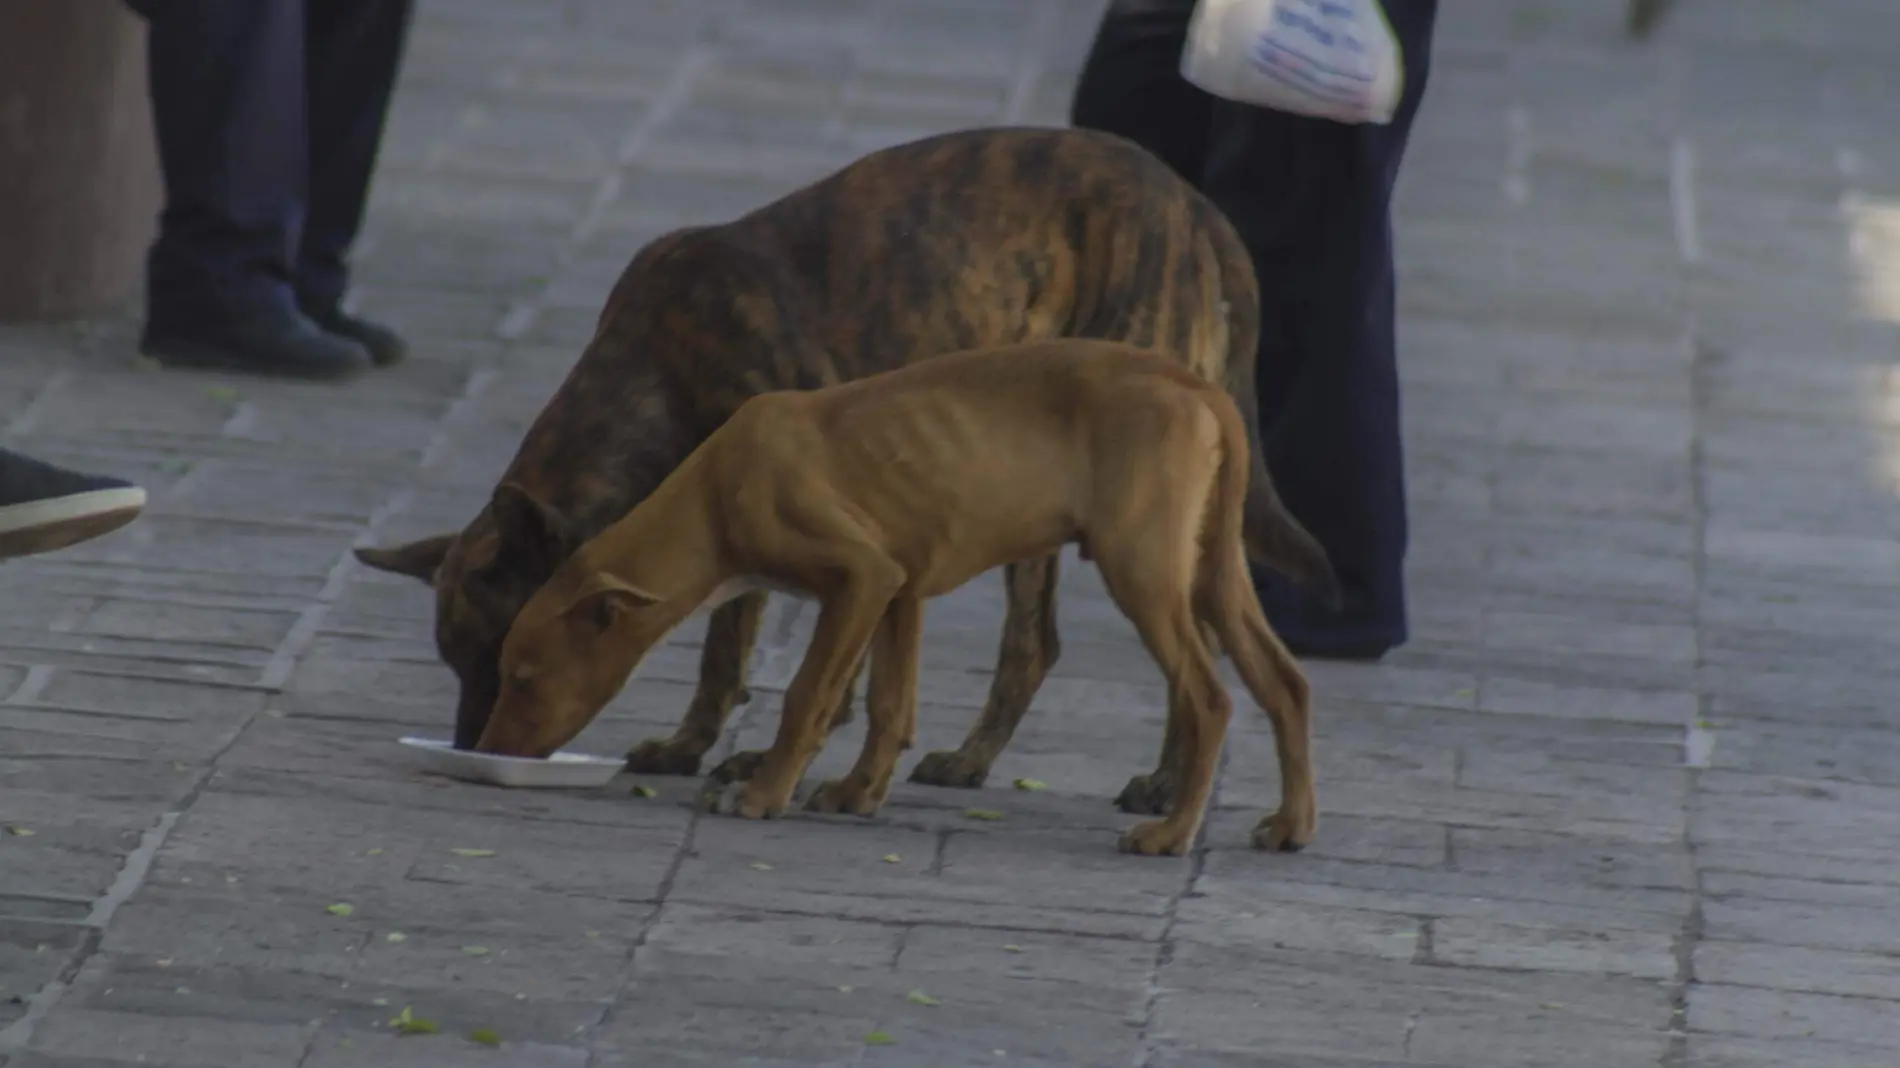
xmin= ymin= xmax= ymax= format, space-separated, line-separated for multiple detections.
xmin=125 ymin=0 xmax=414 ymax=328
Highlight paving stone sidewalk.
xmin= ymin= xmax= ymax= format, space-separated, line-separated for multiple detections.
xmin=4 ymin=0 xmax=1900 ymax=1064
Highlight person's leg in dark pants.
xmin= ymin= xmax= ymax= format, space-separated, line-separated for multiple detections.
xmin=128 ymin=0 xmax=410 ymax=378
xmin=135 ymin=0 xmax=369 ymax=378
xmin=1068 ymin=0 xmax=1215 ymax=183
xmin=139 ymin=0 xmax=307 ymax=329
xmin=1070 ymin=0 xmax=1439 ymax=661
xmin=296 ymin=0 xmax=416 ymax=365
xmin=1209 ymin=0 xmax=1437 ymax=660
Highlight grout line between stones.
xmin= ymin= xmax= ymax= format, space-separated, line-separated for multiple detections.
xmin=495 ymin=48 xmax=711 ymax=343
xmin=256 ymin=366 xmax=496 ymax=693
xmin=2 ymin=370 xmax=73 ymax=438
xmin=2 ymin=664 xmax=57 ymax=706
xmin=1663 ymin=102 xmax=1710 ymax=1062
xmin=1131 ymin=730 xmax=1231 ymax=1066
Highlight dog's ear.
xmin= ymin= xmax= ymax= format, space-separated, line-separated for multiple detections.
xmin=561 ymin=572 xmax=661 ymax=631
xmin=354 ymin=535 xmax=454 ymax=584
xmin=490 ymin=481 xmax=575 ymax=562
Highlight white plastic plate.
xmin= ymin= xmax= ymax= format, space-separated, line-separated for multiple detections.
xmin=399 ymin=736 xmax=623 ymax=789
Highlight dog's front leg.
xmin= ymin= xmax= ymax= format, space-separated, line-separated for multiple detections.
xmin=710 ymin=551 xmax=905 ymax=819
xmin=699 ymin=630 xmax=871 ymax=795
xmin=911 ymin=554 xmax=1062 ymax=788
xmin=809 ymin=596 xmax=923 ymax=817
xmin=625 ymin=590 xmax=767 ymax=776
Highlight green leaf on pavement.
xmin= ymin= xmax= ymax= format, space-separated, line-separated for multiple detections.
xmin=390 ymin=1006 xmax=439 ymax=1035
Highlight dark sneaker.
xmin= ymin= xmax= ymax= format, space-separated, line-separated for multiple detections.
xmin=0 ymin=449 xmax=146 ymax=559
xmin=304 ymin=304 xmax=407 ymax=366
xmin=141 ymin=309 xmax=372 ymax=380
xmin=1626 ymin=0 xmax=1676 ymax=38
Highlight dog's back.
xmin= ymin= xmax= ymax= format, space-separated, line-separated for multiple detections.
xmin=706 ymin=340 xmax=1243 ymax=598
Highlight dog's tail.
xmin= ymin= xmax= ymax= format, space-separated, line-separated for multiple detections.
xmin=1201 ymin=203 xmax=1341 ymax=607
xmin=1240 ymin=445 xmax=1340 ymax=609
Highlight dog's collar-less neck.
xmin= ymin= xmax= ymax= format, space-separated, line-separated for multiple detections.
xmin=585 ymin=469 xmax=731 ymax=612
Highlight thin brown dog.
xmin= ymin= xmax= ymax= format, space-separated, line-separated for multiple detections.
xmin=477 ymin=340 xmax=1316 ymax=857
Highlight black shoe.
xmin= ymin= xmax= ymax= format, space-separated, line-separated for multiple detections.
xmin=141 ymin=309 xmax=372 ymax=381
xmin=0 ymin=449 xmax=146 ymax=560
xmin=1254 ymin=571 xmax=1405 ymax=662
xmin=303 ymin=303 xmax=407 ymax=366
xmin=1626 ymin=0 xmax=1676 ymax=38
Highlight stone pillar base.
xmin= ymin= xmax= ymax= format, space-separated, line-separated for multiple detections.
xmin=0 ymin=0 xmax=159 ymax=323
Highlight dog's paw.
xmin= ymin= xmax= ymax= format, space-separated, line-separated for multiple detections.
xmin=705 ymin=749 xmax=768 ymax=787
xmin=623 ymin=736 xmax=706 ymax=777
xmin=805 ymin=777 xmax=883 ymax=817
xmin=700 ymin=777 xmax=786 ymax=819
xmin=698 ymin=776 xmax=738 ymax=814
xmin=1117 ymin=819 xmax=1192 ymax=857
xmin=908 ymin=749 xmax=991 ymax=789
xmin=1114 ymin=771 xmax=1178 ymax=815
xmin=1251 ymin=809 xmax=1314 ymax=853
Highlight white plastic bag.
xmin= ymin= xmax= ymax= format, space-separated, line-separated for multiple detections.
xmin=1180 ymin=0 xmax=1404 ymax=125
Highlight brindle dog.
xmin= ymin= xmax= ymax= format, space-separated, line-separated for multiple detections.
xmin=356 ymin=126 xmax=1335 ymax=812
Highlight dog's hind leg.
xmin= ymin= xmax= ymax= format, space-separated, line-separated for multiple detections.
xmin=626 ymin=590 xmax=768 ymax=776
xmin=809 ymin=595 xmax=923 ymax=816
xmin=1115 ymin=680 xmax=1192 ymax=816
xmin=1100 ymin=554 xmax=1231 ymax=858
xmin=1112 ymin=613 xmax=1229 ymax=815
xmin=1096 ymin=425 xmax=1232 ymax=857
xmin=910 ymin=553 xmax=1062 ymax=788
xmin=1203 ymin=538 xmax=1315 ymax=851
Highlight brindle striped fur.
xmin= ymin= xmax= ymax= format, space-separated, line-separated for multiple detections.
xmin=356 ymin=126 xmax=1332 ymax=808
